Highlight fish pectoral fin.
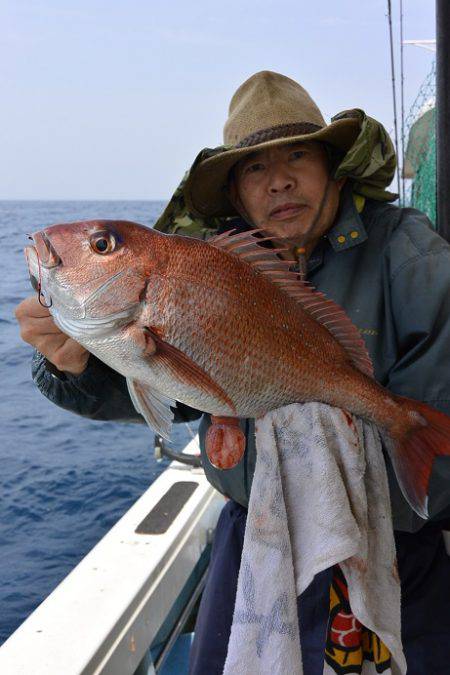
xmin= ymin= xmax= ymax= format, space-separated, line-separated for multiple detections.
xmin=128 ymin=325 xmax=157 ymax=355
xmin=127 ymin=378 xmax=174 ymax=439
xmin=145 ymin=327 xmax=236 ymax=414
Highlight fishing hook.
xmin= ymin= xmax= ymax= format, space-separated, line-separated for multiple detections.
xmin=38 ymin=287 xmax=53 ymax=309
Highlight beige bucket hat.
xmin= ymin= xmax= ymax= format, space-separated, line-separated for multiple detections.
xmin=185 ymin=70 xmax=362 ymax=217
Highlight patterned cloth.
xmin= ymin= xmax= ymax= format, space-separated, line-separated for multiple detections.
xmin=324 ymin=567 xmax=392 ymax=674
xmin=223 ymin=403 xmax=407 ymax=675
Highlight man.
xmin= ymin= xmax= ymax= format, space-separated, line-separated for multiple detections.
xmin=16 ymin=71 xmax=450 ymax=673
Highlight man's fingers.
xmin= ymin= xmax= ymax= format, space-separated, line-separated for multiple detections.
xmin=19 ymin=316 xmax=64 ymax=340
xmin=32 ymin=332 xmax=68 ymax=358
xmin=15 ymin=294 xmax=89 ymax=374
xmin=51 ymin=339 xmax=90 ymax=375
xmin=16 ymin=295 xmax=68 ymax=346
xmin=31 ymin=334 xmax=89 ymax=375
xmin=15 ymin=296 xmax=52 ymax=320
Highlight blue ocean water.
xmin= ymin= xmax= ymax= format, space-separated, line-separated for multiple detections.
xmin=0 ymin=201 xmax=197 ymax=645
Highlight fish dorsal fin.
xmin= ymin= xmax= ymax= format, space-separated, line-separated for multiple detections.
xmin=208 ymin=228 xmax=374 ymax=378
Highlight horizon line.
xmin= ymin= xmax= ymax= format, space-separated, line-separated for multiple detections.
xmin=0 ymin=197 xmax=169 ymax=202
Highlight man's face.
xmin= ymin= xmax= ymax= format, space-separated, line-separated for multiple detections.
xmin=230 ymin=141 xmax=345 ymax=248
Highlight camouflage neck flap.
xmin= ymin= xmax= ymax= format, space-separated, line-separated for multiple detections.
xmin=153 ymin=109 xmax=398 ymax=238
xmin=332 ymin=109 xmax=397 ymax=202
xmin=153 ymin=147 xmax=231 ymax=238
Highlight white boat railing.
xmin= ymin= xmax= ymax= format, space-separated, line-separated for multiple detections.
xmin=0 ymin=437 xmax=224 ymax=675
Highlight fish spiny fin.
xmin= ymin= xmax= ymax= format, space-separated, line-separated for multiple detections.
xmin=208 ymin=228 xmax=374 ymax=378
xmin=145 ymin=328 xmax=237 ymax=414
xmin=127 ymin=378 xmax=174 ymax=439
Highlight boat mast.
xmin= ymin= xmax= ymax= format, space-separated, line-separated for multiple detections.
xmin=436 ymin=0 xmax=450 ymax=241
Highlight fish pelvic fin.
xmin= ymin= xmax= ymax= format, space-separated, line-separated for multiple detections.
xmin=208 ymin=228 xmax=373 ymax=378
xmin=127 ymin=378 xmax=174 ymax=439
xmin=385 ymin=396 xmax=450 ymax=519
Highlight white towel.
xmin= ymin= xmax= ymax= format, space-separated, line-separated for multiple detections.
xmin=223 ymin=403 xmax=407 ymax=675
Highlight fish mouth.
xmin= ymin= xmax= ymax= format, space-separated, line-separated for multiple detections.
xmin=24 ymin=234 xmax=60 ymax=309
xmin=24 ymin=231 xmax=61 ymax=304
xmin=24 ymin=245 xmax=41 ymax=291
xmin=33 ymin=231 xmax=61 ymax=269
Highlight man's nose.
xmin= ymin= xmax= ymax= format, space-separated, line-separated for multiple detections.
xmin=267 ymin=165 xmax=296 ymax=194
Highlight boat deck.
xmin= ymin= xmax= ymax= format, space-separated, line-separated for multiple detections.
xmin=0 ymin=438 xmax=224 ymax=674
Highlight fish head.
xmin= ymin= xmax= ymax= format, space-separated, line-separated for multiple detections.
xmin=24 ymin=219 xmax=162 ymax=337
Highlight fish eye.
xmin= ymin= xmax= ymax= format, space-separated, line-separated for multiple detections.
xmin=90 ymin=231 xmax=116 ymax=255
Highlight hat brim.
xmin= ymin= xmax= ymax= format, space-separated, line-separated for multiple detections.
xmin=185 ymin=117 xmax=361 ymax=218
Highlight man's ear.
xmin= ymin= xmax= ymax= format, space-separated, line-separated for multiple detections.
xmin=336 ymin=176 xmax=347 ymax=192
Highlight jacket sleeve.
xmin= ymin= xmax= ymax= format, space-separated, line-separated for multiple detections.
xmin=385 ymin=215 xmax=450 ymax=520
xmin=31 ymin=351 xmax=203 ymax=424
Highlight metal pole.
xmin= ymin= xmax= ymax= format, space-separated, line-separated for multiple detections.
xmin=436 ymin=0 xmax=450 ymax=241
xmin=400 ymin=0 xmax=406 ymax=205
xmin=387 ymin=0 xmax=401 ymax=199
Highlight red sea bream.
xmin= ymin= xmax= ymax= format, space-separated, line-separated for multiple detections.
xmin=25 ymin=219 xmax=450 ymax=519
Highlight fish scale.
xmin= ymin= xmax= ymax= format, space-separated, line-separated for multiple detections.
xmin=146 ymin=235 xmax=345 ymax=414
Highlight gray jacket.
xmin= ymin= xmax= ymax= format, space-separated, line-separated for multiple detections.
xmin=32 ymin=188 xmax=450 ymax=531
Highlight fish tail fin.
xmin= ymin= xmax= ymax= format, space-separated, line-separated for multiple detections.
xmin=386 ymin=396 xmax=450 ymax=519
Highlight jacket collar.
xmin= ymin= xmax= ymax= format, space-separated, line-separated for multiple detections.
xmin=326 ymin=184 xmax=368 ymax=252
xmin=306 ymin=185 xmax=368 ymax=273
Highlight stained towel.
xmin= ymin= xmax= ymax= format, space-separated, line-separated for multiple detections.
xmin=223 ymin=402 xmax=407 ymax=675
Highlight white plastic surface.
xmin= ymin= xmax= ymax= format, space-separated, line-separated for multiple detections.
xmin=0 ymin=438 xmax=224 ymax=674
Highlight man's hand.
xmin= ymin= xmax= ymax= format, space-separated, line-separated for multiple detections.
xmin=15 ymin=296 xmax=90 ymax=375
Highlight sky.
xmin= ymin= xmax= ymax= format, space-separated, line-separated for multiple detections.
xmin=1 ymin=0 xmax=436 ymax=200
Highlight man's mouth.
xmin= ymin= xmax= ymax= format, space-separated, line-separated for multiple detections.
xmin=269 ymin=203 xmax=307 ymax=220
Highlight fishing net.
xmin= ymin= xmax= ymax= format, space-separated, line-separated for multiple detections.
xmin=403 ymin=61 xmax=436 ymax=225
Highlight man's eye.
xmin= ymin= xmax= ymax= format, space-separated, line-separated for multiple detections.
xmin=290 ymin=150 xmax=306 ymax=160
xmin=244 ymin=162 xmax=265 ymax=174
